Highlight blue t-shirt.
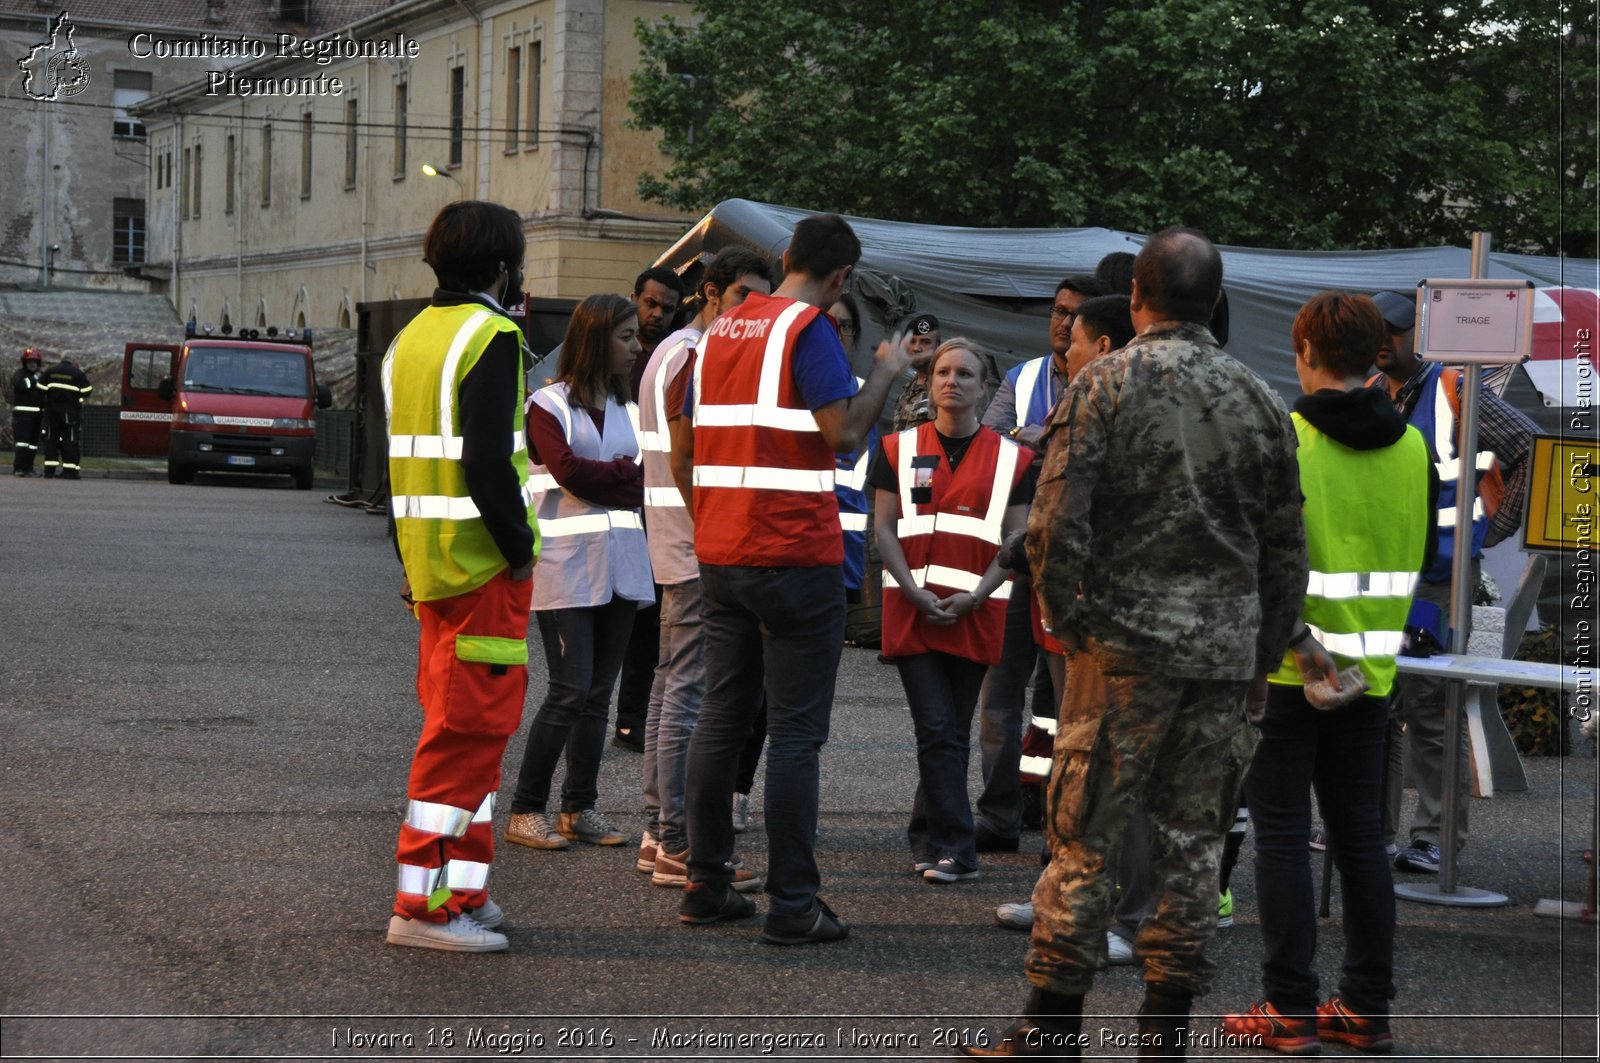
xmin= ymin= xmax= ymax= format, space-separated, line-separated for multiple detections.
xmin=683 ymin=313 xmax=857 ymax=415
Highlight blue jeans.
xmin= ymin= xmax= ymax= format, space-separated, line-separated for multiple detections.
xmin=643 ymin=580 xmax=707 ymax=853
xmin=898 ymin=651 xmax=986 ymax=870
xmin=509 ymin=598 xmax=636 ymax=813
xmin=974 ymin=587 xmax=1036 ymax=840
xmin=684 ymin=563 xmax=845 ymax=916
xmin=1247 ymin=684 xmax=1396 ymax=1017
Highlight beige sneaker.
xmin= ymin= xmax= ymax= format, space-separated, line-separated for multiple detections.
xmin=652 ymin=848 xmax=763 ymax=892
xmin=505 ymin=811 xmax=570 ymax=850
xmin=558 ymin=808 xmax=626 ymax=846
xmin=637 ymin=830 xmax=659 ymax=873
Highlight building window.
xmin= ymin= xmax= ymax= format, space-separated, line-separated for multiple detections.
xmin=181 ymin=146 xmax=191 ymax=217
xmin=112 ymin=69 xmax=151 ymax=139
xmin=300 ymin=110 xmax=313 ymax=198
xmin=260 ymin=124 xmax=272 ymax=205
xmin=113 ymin=198 xmax=145 ymax=263
xmin=505 ymin=46 xmax=520 ymax=151
xmin=392 ymin=81 xmax=408 ymax=178
xmin=344 ymin=99 xmax=358 ymax=188
xmin=527 ymin=42 xmax=541 ymax=146
xmin=190 ymin=142 xmax=202 ymax=219
xmin=448 ymin=66 xmax=465 ymax=167
xmin=154 ymin=142 xmax=164 ymax=189
xmin=225 ymin=134 xmax=235 ymax=214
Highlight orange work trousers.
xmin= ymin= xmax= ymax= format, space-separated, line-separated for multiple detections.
xmin=393 ymin=569 xmax=531 ymax=921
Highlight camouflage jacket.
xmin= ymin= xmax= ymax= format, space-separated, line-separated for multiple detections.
xmin=891 ymin=371 xmax=932 ymax=432
xmin=1026 ymin=321 xmax=1307 ymax=680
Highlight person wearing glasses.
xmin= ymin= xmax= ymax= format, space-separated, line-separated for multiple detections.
xmin=971 ymin=275 xmax=1105 ymax=857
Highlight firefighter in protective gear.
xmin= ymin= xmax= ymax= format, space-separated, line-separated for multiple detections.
xmin=41 ymin=354 xmax=91 ymax=479
xmin=382 ymin=201 xmax=538 ymax=954
xmin=11 ymin=349 xmax=44 ymax=476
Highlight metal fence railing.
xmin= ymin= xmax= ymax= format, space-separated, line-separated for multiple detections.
xmin=71 ymin=406 xmax=355 ymax=476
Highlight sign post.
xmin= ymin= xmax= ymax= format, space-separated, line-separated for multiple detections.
xmin=1396 ymin=236 xmax=1533 ymax=909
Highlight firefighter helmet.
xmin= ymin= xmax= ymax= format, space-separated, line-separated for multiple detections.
xmin=22 ymin=347 xmax=41 ymax=364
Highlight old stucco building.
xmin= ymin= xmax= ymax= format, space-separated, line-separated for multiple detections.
xmin=134 ymin=0 xmax=692 ymax=332
xmin=0 ymin=1 xmax=393 ymax=293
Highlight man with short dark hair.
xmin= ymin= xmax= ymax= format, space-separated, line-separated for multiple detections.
xmin=614 ymin=264 xmax=690 ymax=753
xmin=382 ymin=200 xmax=537 ymax=954
xmin=677 ymin=213 xmax=908 ymax=943
xmin=972 ymin=274 xmax=1105 ymax=855
xmin=1368 ymin=288 xmax=1537 ymax=874
xmin=965 ymin=228 xmax=1307 ymax=1058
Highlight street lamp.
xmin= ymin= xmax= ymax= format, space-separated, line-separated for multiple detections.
xmin=420 ymin=163 xmax=464 ymax=198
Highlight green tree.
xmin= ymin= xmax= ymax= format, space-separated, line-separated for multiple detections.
xmin=629 ymin=0 xmax=1588 ymax=252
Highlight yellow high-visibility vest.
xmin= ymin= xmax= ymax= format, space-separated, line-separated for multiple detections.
xmin=383 ymin=304 xmax=538 ymax=601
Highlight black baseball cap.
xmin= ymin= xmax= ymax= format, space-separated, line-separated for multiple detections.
xmin=1372 ymin=290 xmax=1416 ymax=331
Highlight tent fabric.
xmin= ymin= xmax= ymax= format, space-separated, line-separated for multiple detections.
xmin=653 ymin=199 xmax=1598 ymax=415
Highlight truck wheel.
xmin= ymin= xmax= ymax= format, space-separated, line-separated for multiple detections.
xmin=292 ymin=466 xmax=314 ymax=490
xmin=167 ymin=460 xmax=194 ymax=485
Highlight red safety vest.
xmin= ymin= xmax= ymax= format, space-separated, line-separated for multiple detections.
xmin=691 ymin=291 xmax=842 ymax=567
xmin=880 ymin=422 xmax=1027 ymax=665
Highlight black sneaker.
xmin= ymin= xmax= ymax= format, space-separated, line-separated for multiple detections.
xmin=679 ymin=882 xmax=756 ymax=925
xmin=612 ymin=727 xmax=645 ymax=753
xmin=761 ymin=898 xmax=849 ymax=945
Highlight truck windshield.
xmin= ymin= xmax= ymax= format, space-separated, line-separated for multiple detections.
xmin=182 ymin=348 xmax=310 ymax=398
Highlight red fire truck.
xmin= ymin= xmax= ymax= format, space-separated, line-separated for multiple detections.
xmin=120 ymin=322 xmax=332 ymax=489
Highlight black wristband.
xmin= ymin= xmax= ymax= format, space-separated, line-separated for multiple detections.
xmin=1287 ymin=627 xmax=1313 ymax=648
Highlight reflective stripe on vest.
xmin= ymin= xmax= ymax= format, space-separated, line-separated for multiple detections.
xmin=693 ymin=301 xmax=820 ymax=436
xmin=883 ymin=563 xmax=1014 ymax=599
xmin=694 ymin=464 xmax=834 ymax=492
xmin=1307 ymin=625 xmax=1406 ymax=659
xmin=1305 ymin=570 xmax=1419 ymax=600
xmin=1031 ymin=714 xmax=1058 ymax=736
xmin=839 ymin=512 xmax=868 ymax=532
xmin=389 ymin=431 xmax=525 ymax=460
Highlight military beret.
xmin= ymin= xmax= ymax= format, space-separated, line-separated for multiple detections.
xmin=906 ymin=313 xmax=939 ymax=336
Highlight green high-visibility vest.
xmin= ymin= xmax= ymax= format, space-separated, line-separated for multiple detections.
xmin=1271 ymin=413 xmax=1430 ymax=698
xmin=383 ymin=304 xmax=538 ymax=601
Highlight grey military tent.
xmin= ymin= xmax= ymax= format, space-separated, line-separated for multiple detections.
xmin=653 ymin=199 xmax=1597 ymax=427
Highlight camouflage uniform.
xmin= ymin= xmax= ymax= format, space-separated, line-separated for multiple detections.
xmin=1023 ymin=320 xmax=1306 ymax=997
xmin=891 ymin=371 xmax=932 ymax=432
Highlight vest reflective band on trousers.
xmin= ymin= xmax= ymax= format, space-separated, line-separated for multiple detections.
xmin=691 ymin=291 xmax=843 ymax=567
xmin=1272 ymin=415 xmax=1429 ymax=698
xmin=385 ymin=305 xmax=533 ymax=601
xmin=396 ymin=860 xmax=489 ymax=894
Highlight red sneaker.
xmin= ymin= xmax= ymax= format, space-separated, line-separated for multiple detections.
xmin=1220 ymin=1000 xmax=1320 ymax=1055
xmin=1317 ymin=996 xmax=1393 ymax=1054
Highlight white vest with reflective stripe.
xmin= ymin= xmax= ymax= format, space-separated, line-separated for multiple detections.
xmin=638 ymin=327 xmax=700 ymax=586
xmin=527 ymin=383 xmax=653 ymax=610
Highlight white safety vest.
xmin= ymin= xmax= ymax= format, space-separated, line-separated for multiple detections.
xmin=638 ymin=327 xmax=701 ymax=586
xmin=526 ymin=383 xmax=654 ymax=610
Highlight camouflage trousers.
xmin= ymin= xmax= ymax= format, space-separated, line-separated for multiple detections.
xmin=1026 ymin=647 xmax=1257 ymax=997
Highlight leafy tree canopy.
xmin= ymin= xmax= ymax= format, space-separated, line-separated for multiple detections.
xmin=630 ymin=0 xmax=1594 ymax=255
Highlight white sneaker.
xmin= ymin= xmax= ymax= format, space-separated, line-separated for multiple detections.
xmin=464 ymin=897 xmax=503 ymax=930
xmin=1107 ymin=931 xmax=1135 ymax=965
xmin=386 ymin=913 xmax=508 ymax=953
xmin=995 ymin=900 xmax=1034 ymax=930
xmin=732 ymin=792 xmax=750 ymax=834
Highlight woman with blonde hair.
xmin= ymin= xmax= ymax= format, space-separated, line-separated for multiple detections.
xmin=870 ymin=338 xmax=1033 ymax=884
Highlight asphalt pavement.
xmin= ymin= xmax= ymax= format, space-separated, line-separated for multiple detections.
xmin=1 ymin=475 xmax=1595 ymax=1061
